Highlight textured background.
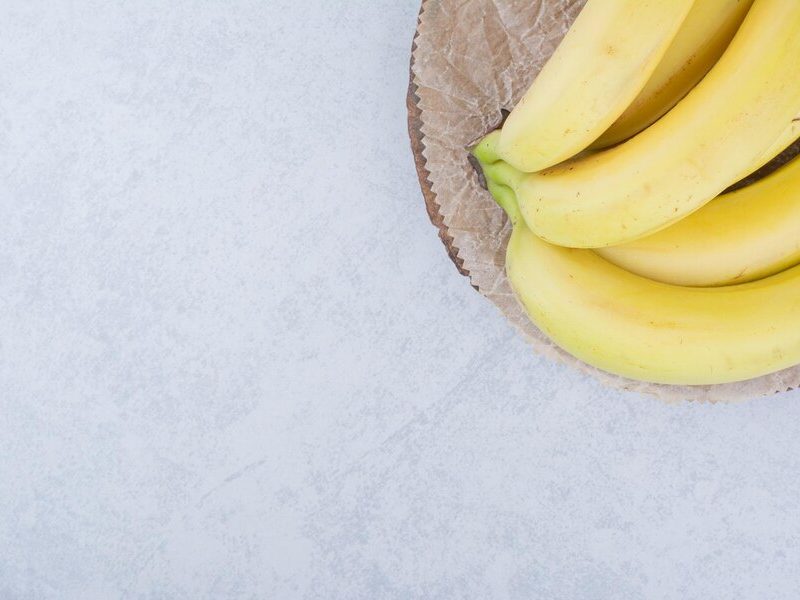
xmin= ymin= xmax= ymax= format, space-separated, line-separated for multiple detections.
xmin=2 ymin=1 xmax=800 ymax=598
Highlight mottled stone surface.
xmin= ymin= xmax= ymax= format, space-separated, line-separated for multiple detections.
xmin=2 ymin=1 xmax=800 ymax=598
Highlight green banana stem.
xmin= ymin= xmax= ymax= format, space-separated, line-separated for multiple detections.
xmin=486 ymin=180 xmax=522 ymax=226
xmin=471 ymin=130 xmax=503 ymax=165
xmin=472 ymin=130 xmax=526 ymax=188
xmin=479 ymin=159 xmax=526 ymax=191
xmin=472 ymin=129 xmax=525 ymax=224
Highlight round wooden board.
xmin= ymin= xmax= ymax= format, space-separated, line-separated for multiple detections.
xmin=405 ymin=0 xmax=800 ymax=400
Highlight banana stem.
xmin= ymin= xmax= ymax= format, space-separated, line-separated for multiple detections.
xmin=471 ymin=130 xmax=503 ymax=164
xmin=472 ymin=129 xmax=525 ymax=224
xmin=480 ymin=159 xmax=526 ymax=191
xmin=486 ymin=180 xmax=522 ymax=226
xmin=472 ymin=133 xmax=526 ymax=189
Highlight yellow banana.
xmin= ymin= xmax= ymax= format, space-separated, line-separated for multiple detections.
xmin=593 ymin=0 xmax=754 ymax=149
xmin=598 ymin=156 xmax=800 ymax=287
xmin=485 ymin=0 xmax=800 ymax=249
xmin=489 ymin=181 xmax=800 ymax=385
xmin=496 ymin=0 xmax=694 ymax=172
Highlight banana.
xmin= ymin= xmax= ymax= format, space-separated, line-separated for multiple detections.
xmin=592 ymin=0 xmax=754 ymax=149
xmin=496 ymin=0 xmax=694 ymax=172
xmin=489 ymin=181 xmax=800 ymax=386
xmin=485 ymin=0 xmax=800 ymax=249
xmin=597 ymin=156 xmax=800 ymax=287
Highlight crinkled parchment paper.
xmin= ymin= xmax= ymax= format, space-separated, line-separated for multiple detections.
xmin=409 ymin=0 xmax=800 ymax=402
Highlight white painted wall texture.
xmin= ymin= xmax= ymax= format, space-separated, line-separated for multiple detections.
xmin=2 ymin=1 xmax=800 ymax=598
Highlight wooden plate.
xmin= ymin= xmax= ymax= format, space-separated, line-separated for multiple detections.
xmin=406 ymin=0 xmax=800 ymax=400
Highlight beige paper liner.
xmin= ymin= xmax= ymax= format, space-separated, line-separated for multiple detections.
xmin=409 ymin=0 xmax=800 ymax=402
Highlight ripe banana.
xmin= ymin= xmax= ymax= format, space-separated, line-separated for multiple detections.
xmin=496 ymin=0 xmax=694 ymax=172
xmin=597 ymin=156 xmax=800 ymax=287
xmin=489 ymin=181 xmax=800 ymax=385
xmin=592 ymin=0 xmax=754 ymax=149
xmin=487 ymin=0 xmax=800 ymax=249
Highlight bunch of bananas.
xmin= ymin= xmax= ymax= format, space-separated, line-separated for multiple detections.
xmin=473 ymin=0 xmax=800 ymax=385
